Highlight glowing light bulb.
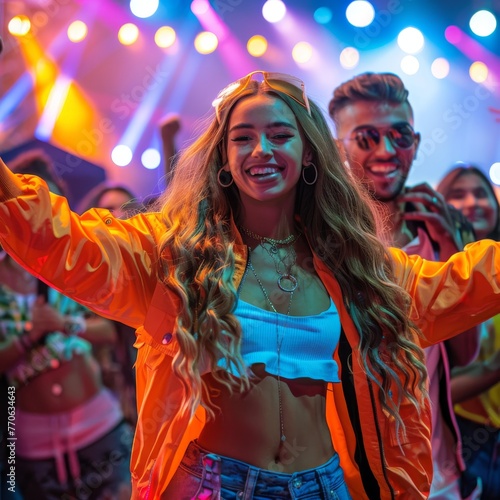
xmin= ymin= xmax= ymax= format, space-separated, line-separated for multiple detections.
xmin=470 ymin=10 xmax=497 ymax=37
xmin=194 ymin=31 xmax=218 ymax=54
xmin=400 ymin=55 xmax=420 ymax=75
xmin=141 ymin=148 xmax=161 ymax=169
xmin=67 ymin=20 xmax=88 ymax=43
xmin=397 ymin=27 xmax=424 ymax=54
xmin=155 ymin=26 xmax=176 ymax=48
xmin=118 ymin=23 xmax=139 ymax=45
xmin=130 ymin=0 xmax=159 ymax=19
xmin=340 ymin=47 xmax=360 ymax=69
xmin=262 ymin=0 xmax=286 ymax=23
xmin=247 ymin=35 xmax=268 ymax=57
xmin=346 ymin=1 xmax=375 ymax=28
xmin=112 ymin=145 xmax=133 ymax=167
xmin=431 ymin=58 xmax=450 ymax=79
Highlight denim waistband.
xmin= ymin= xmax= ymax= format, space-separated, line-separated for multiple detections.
xmin=180 ymin=440 xmax=346 ymax=498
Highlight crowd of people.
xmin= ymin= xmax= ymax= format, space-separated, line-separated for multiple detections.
xmin=0 ymin=68 xmax=499 ymax=500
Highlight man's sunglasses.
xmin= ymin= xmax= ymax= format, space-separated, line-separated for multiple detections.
xmin=341 ymin=123 xmax=417 ymax=151
xmin=212 ymin=70 xmax=311 ymax=122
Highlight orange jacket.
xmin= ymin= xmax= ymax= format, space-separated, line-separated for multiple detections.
xmin=2 ymin=169 xmax=500 ymax=499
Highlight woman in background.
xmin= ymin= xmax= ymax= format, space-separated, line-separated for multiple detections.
xmin=77 ymin=181 xmax=140 ymax=219
xmin=0 ymin=150 xmax=132 ymax=500
xmin=437 ymin=163 xmax=500 ymax=499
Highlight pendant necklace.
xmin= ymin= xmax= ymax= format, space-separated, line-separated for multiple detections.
xmin=240 ymin=226 xmax=301 ymax=293
xmin=247 ymin=254 xmax=294 ymax=463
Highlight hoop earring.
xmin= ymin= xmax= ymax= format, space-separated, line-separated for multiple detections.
xmin=302 ymin=162 xmax=317 ymax=185
xmin=217 ymin=167 xmax=234 ymax=187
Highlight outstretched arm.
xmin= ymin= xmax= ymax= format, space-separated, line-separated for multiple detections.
xmin=0 ymin=157 xmax=162 ymax=328
xmin=391 ymin=240 xmax=500 ymax=346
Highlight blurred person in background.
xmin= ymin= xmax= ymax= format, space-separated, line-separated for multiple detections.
xmin=77 ymin=182 xmax=140 ymax=219
xmin=329 ymin=72 xmax=481 ymax=500
xmin=437 ymin=163 xmax=500 ymax=499
xmin=0 ymin=150 xmax=132 ymax=500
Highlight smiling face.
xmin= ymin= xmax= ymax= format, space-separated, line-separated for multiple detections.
xmin=335 ymin=100 xmax=419 ymax=202
xmin=445 ymin=172 xmax=499 ymax=239
xmin=224 ymin=94 xmax=310 ymax=211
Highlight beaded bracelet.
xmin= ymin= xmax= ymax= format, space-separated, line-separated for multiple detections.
xmin=63 ymin=316 xmax=86 ymax=336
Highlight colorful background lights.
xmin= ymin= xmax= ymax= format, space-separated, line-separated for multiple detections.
xmin=0 ymin=0 xmax=498 ymax=199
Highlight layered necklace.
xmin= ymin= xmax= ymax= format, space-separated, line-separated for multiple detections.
xmin=241 ymin=226 xmax=299 ymax=463
xmin=239 ymin=226 xmax=301 ymax=293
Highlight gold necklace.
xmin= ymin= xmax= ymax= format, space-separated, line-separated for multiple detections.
xmin=247 ymin=255 xmax=293 ymax=463
xmin=240 ymin=226 xmax=300 ymax=293
xmin=239 ymin=226 xmax=299 ymax=248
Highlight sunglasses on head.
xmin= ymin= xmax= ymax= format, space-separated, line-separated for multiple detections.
xmin=342 ymin=123 xmax=417 ymax=151
xmin=212 ymin=70 xmax=311 ymax=122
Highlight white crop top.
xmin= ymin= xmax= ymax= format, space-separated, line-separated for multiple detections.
xmin=217 ymin=298 xmax=341 ymax=382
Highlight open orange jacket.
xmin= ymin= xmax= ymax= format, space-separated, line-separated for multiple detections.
xmin=2 ymin=165 xmax=500 ymax=499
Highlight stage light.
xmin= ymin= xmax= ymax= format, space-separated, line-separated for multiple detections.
xmin=469 ymin=61 xmax=488 ymax=83
xmin=0 ymin=75 xmax=33 ymax=123
xmin=141 ymin=148 xmax=161 ymax=169
xmin=292 ymin=41 xmax=313 ymax=64
xmin=247 ymin=35 xmax=268 ymax=57
xmin=397 ymin=27 xmax=424 ymax=54
xmin=400 ymin=55 xmax=419 ymax=75
xmin=155 ymin=26 xmax=176 ymax=48
xmin=191 ymin=0 xmax=210 ymax=16
xmin=431 ymin=58 xmax=450 ymax=79
xmin=262 ymin=0 xmax=286 ymax=24
xmin=36 ymin=75 xmax=72 ymax=140
xmin=112 ymin=145 xmax=133 ymax=167
xmin=314 ymin=7 xmax=332 ymax=24
xmin=489 ymin=162 xmax=500 ymax=185
xmin=445 ymin=25 xmax=462 ymax=45
xmin=470 ymin=10 xmax=497 ymax=37
xmin=67 ymin=20 xmax=88 ymax=43
xmin=8 ymin=15 xmax=31 ymax=36
xmin=345 ymin=1 xmax=375 ymax=28
xmin=118 ymin=23 xmax=139 ymax=45
xmin=194 ymin=31 xmax=218 ymax=54
xmin=444 ymin=25 xmax=497 ymax=83
xmin=130 ymin=0 xmax=159 ymax=19
xmin=340 ymin=47 xmax=360 ymax=69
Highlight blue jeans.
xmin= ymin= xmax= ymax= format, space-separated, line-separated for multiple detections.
xmin=457 ymin=415 xmax=500 ymax=499
xmin=164 ymin=440 xmax=353 ymax=499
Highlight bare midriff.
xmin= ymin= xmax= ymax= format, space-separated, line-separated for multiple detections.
xmin=198 ymin=240 xmax=336 ymax=472
xmin=198 ymin=368 xmax=335 ymax=473
xmin=16 ymin=353 xmax=102 ymax=413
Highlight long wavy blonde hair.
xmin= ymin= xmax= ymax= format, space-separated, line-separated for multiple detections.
xmin=157 ymin=78 xmax=427 ymax=436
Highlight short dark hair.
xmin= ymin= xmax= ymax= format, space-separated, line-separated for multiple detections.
xmin=328 ymin=72 xmax=413 ymax=125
